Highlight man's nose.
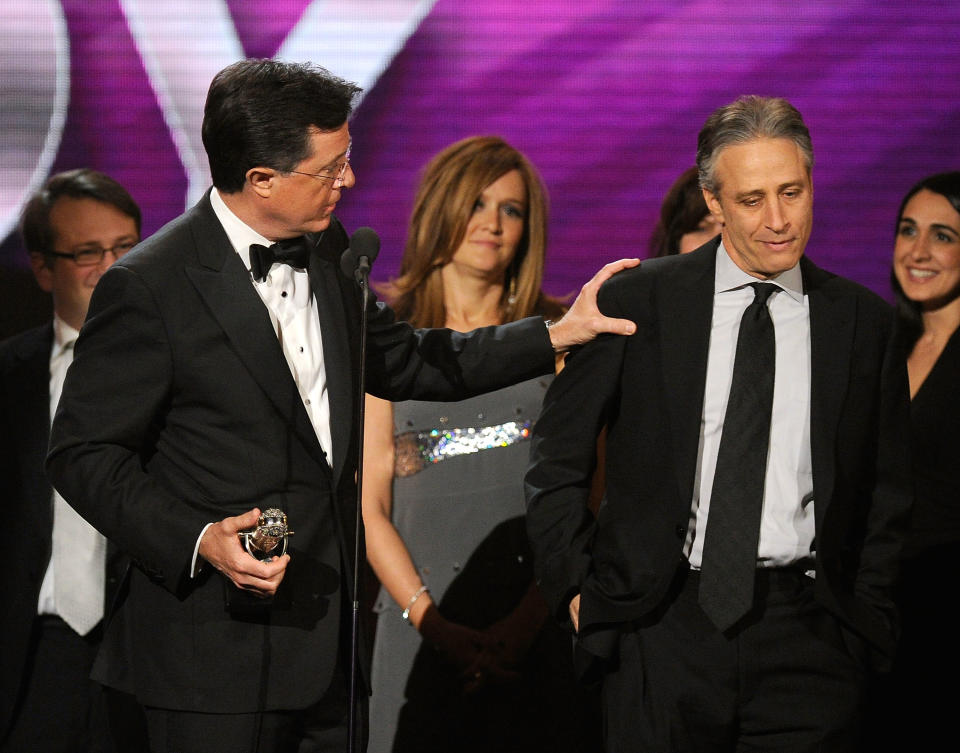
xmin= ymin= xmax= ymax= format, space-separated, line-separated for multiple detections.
xmin=765 ymin=199 xmax=788 ymax=231
xmin=98 ymin=249 xmax=121 ymax=269
xmin=340 ymin=163 xmax=356 ymax=189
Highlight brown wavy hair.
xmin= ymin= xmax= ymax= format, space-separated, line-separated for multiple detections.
xmin=382 ymin=136 xmax=564 ymax=328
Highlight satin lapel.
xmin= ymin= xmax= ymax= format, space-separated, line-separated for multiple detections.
xmin=660 ymin=244 xmax=716 ymax=508
xmin=804 ymin=257 xmax=855 ymax=527
xmin=308 ymin=241 xmax=354 ymax=487
xmin=183 ymin=199 xmax=328 ymax=469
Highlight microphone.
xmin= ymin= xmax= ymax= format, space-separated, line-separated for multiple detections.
xmin=340 ymin=225 xmax=380 ymax=753
xmin=340 ymin=226 xmax=380 ymax=283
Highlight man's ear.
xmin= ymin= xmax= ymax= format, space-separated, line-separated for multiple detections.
xmin=702 ymin=188 xmax=725 ymax=226
xmin=29 ymin=252 xmax=54 ymax=293
xmin=246 ymin=167 xmax=277 ymax=199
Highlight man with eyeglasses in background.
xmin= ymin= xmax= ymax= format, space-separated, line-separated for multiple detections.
xmin=0 ymin=168 xmax=142 ymax=752
xmin=43 ymin=59 xmax=636 ymax=753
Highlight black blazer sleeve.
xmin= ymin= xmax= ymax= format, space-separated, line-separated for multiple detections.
xmin=525 ymin=278 xmax=628 ymax=628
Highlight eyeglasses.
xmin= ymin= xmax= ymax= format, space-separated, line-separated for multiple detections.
xmin=288 ymin=146 xmax=352 ymax=187
xmin=49 ymin=241 xmax=138 ymax=266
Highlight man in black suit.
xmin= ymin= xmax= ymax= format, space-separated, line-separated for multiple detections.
xmin=0 ymin=169 xmax=140 ymax=752
xmin=526 ymin=96 xmax=912 ymax=752
xmin=45 ymin=60 xmax=635 ymax=753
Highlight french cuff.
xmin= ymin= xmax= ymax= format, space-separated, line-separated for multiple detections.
xmin=191 ymin=522 xmax=215 ymax=578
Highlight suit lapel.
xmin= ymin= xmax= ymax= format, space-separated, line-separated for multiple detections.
xmin=308 ymin=234 xmax=354 ymax=487
xmin=183 ymin=195 xmax=329 ymax=470
xmin=660 ymin=243 xmax=716 ymax=507
xmin=803 ymin=257 xmax=855 ymax=526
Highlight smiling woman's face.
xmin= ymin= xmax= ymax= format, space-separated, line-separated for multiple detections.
xmin=894 ymin=189 xmax=960 ymax=311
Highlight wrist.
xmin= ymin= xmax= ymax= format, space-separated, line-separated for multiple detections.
xmin=545 ymin=318 xmax=568 ymax=353
xmin=401 ymin=585 xmax=431 ymax=628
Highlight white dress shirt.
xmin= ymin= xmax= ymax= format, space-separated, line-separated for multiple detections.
xmin=38 ymin=315 xmax=108 ymax=634
xmin=686 ymin=242 xmax=815 ymax=569
xmin=209 ymin=188 xmax=333 ymax=463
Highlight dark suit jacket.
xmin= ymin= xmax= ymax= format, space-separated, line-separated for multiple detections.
xmin=45 ymin=193 xmax=555 ymax=714
xmin=525 ymin=240 xmax=912 ymax=673
xmin=0 ymin=324 xmax=126 ymax=738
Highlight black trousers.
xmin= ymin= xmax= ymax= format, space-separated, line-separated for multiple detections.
xmin=142 ymin=656 xmax=361 ymax=753
xmin=601 ymin=567 xmax=866 ymax=753
xmin=1 ymin=617 xmax=122 ymax=753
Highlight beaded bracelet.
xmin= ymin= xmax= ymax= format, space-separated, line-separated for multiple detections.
xmin=401 ymin=585 xmax=429 ymax=626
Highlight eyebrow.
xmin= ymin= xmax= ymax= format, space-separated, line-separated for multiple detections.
xmin=899 ymin=216 xmax=960 ymax=236
xmin=733 ymin=181 xmax=804 ymax=202
xmin=71 ymin=234 xmax=139 ymax=249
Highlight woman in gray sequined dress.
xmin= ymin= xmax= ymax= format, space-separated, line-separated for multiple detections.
xmin=362 ymin=136 xmax=600 ymax=753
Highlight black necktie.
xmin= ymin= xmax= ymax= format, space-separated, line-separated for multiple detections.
xmin=249 ymin=237 xmax=309 ymax=282
xmin=698 ymin=282 xmax=777 ymax=632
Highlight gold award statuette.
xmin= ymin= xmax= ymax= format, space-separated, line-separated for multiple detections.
xmin=238 ymin=508 xmax=294 ymax=560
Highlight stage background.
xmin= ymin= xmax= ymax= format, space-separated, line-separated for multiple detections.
xmin=2 ymin=0 xmax=959 ymax=337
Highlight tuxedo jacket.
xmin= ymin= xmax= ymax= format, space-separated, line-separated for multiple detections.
xmin=525 ymin=240 xmax=912 ymax=672
xmin=46 ymin=193 xmax=555 ymax=714
xmin=0 ymin=324 xmax=126 ymax=737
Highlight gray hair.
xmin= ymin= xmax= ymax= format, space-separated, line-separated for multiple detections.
xmin=696 ymin=95 xmax=813 ymax=195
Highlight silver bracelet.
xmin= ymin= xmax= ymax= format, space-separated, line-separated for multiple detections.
xmin=401 ymin=585 xmax=429 ymax=626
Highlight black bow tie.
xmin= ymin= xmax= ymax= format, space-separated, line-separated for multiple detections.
xmin=249 ymin=238 xmax=310 ymax=282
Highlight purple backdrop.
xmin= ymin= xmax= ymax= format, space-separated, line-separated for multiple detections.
xmin=3 ymin=0 xmax=959 ymax=302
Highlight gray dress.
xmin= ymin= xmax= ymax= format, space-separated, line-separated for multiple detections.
xmin=368 ymin=376 xmax=599 ymax=753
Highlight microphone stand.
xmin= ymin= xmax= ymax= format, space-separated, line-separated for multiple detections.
xmin=347 ymin=255 xmax=371 ymax=753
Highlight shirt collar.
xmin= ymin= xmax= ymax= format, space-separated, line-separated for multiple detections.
xmin=210 ymin=188 xmax=272 ymax=274
xmin=51 ymin=314 xmax=80 ymax=359
xmin=714 ymin=241 xmax=805 ymax=304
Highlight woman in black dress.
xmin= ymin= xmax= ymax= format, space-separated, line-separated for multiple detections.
xmin=868 ymin=171 xmax=960 ymax=749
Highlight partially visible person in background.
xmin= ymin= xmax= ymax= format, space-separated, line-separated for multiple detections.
xmin=0 ymin=169 xmax=141 ymax=753
xmin=866 ymin=171 xmax=960 ymax=752
xmin=363 ymin=136 xmax=601 ymax=753
xmin=649 ymin=165 xmax=721 ymax=257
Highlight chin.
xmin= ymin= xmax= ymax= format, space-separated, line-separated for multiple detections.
xmin=306 ymin=216 xmax=333 ymax=233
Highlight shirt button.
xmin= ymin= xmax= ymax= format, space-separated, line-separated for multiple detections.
xmin=305 ymin=398 xmax=312 ymax=405
xmin=674 ymin=524 xmax=686 ymax=538
xmin=281 ymin=291 xmax=288 ymax=297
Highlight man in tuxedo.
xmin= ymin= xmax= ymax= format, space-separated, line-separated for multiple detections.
xmin=45 ymin=59 xmax=635 ymax=753
xmin=526 ymin=95 xmax=912 ymax=752
xmin=0 ymin=169 xmax=140 ymax=752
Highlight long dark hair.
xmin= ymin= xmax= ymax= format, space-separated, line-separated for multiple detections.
xmin=649 ymin=166 xmax=709 ymax=257
xmin=891 ymin=171 xmax=960 ymax=342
